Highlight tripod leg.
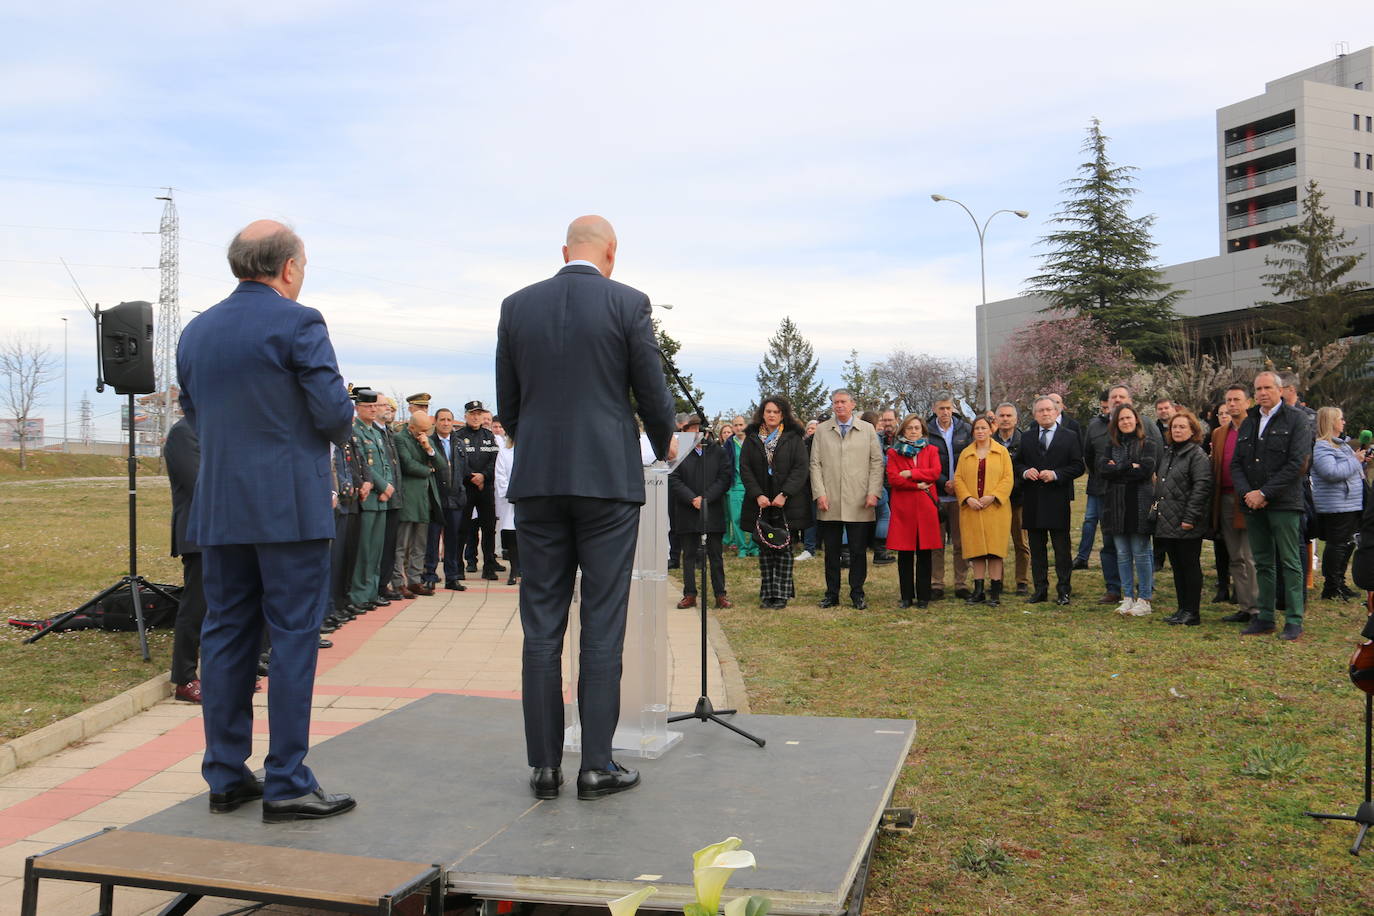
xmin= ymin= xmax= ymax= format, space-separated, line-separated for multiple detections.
xmin=128 ymin=577 xmax=150 ymax=662
xmin=1353 ymin=821 xmax=1370 ymax=857
xmin=22 ymin=578 xmax=127 ymax=644
xmin=706 ymin=713 xmax=766 ymax=747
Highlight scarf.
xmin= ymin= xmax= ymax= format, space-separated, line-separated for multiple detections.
xmin=892 ymin=437 xmax=927 ymax=459
xmin=759 ymin=427 xmax=780 ymax=475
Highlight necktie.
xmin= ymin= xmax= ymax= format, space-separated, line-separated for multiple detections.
xmin=1040 ymin=427 xmax=1050 ymax=450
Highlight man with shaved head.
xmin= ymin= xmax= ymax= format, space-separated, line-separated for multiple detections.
xmin=178 ymin=220 xmax=357 ymax=822
xmin=497 ymin=215 xmax=677 ymax=801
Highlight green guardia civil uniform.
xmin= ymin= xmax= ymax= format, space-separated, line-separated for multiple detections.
xmin=347 ymin=416 xmax=395 ymax=605
xmin=725 ymin=436 xmax=757 ymax=557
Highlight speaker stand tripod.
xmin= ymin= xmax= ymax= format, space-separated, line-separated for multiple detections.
xmin=1306 ymin=690 xmax=1374 ymax=855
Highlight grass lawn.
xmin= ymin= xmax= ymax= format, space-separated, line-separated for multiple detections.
xmin=0 ymin=475 xmax=175 ymax=741
xmin=707 ymin=485 xmax=1374 ymax=915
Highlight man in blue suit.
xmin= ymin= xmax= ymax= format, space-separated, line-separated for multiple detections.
xmin=497 ymin=215 xmax=677 ymax=801
xmin=177 ymin=220 xmax=357 ymax=823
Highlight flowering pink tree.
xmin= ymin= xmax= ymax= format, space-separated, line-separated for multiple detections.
xmin=991 ymin=312 xmax=1136 ymax=417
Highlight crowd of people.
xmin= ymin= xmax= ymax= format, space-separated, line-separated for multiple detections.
xmin=690 ymin=372 xmax=1366 ymax=643
xmin=165 ymin=389 xmax=520 ymax=704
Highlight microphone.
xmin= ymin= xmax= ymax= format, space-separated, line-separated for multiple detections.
xmin=1360 ymin=430 xmax=1373 ymax=447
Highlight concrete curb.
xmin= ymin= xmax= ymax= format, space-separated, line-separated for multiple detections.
xmin=0 ymin=673 xmax=172 ymax=776
xmin=706 ymin=612 xmax=751 ymax=715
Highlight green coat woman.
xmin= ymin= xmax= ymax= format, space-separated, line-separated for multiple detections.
xmin=393 ymin=426 xmax=447 ymax=525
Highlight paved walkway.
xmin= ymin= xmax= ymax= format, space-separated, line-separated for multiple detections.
xmin=0 ymin=579 xmax=729 ymax=914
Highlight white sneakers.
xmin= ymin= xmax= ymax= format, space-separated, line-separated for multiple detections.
xmin=1117 ymin=597 xmax=1153 ymax=616
xmin=795 ymin=550 xmax=813 ymax=561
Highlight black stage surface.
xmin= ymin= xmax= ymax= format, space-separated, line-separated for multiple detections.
xmin=130 ymin=695 xmax=916 ymax=915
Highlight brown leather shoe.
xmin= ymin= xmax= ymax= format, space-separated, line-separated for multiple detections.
xmin=412 ymin=584 xmax=434 ymax=597
xmin=677 ymin=595 xmax=697 ymax=609
xmin=174 ymin=680 xmax=202 ymax=703
xmin=399 ymin=586 xmax=417 ymax=599
xmin=1099 ymin=592 xmax=1122 ymax=605
xmin=715 ymin=596 xmax=733 ymax=609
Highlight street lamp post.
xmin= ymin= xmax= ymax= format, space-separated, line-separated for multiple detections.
xmin=930 ymin=195 xmax=1029 ymax=412
xmin=61 ymin=316 xmax=68 ymax=452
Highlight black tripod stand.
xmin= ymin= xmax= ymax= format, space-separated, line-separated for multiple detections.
xmin=25 ymin=305 xmax=176 ymax=662
xmin=660 ymin=365 xmax=764 ymax=748
xmin=1307 ymin=687 xmax=1374 ymax=855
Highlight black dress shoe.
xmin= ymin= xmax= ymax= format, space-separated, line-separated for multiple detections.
xmin=445 ymin=579 xmax=467 ymax=591
xmin=930 ymin=588 xmax=945 ymax=601
xmin=1220 ymin=609 xmax=1252 ymax=623
xmin=320 ymin=621 xmax=338 ymax=634
xmin=491 ymin=561 xmax=507 ymax=572
xmin=852 ymin=596 xmax=868 ymax=610
xmin=380 ymin=589 xmax=403 ymax=601
xmin=1055 ymin=594 xmax=1071 ymax=606
xmin=530 ymin=766 xmax=563 ymax=799
xmin=1026 ymin=591 xmax=1048 ymax=604
xmin=915 ymin=600 xmax=928 ymax=609
xmin=577 ymin=762 xmax=640 ymax=799
xmin=1277 ymin=622 xmax=1303 ymax=641
xmin=482 ymin=568 xmax=500 ymax=580
xmin=1072 ymin=557 xmax=1089 ymax=570
xmin=1168 ymin=611 xmax=1201 ymax=626
xmin=1015 ymin=584 xmax=1029 ymax=595
xmin=262 ymin=786 xmax=357 ymax=823
xmin=371 ymin=598 xmax=392 ymax=607
xmin=209 ymin=776 xmax=264 ymax=813
xmin=954 ymin=587 xmax=971 ymax=599
xmin=818 ymin=596 xmax=840 ymax=609
xmin=507 ymin=576 xmax=519 ymax=586
xmin=898 ymin=599 xmax=913 ymax=609
xmin=466 ymin=562 xmax=479 ymax=573
xmin=318 ymin=637 xmax=333 ymax=649
xmin=1241 ymin=618 xmax=1277 ymax=636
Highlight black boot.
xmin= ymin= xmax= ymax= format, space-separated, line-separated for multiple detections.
xmin=966 ymin=579 xmax=986 ymax=604
xmin=987 ymin=580 xmax=1002 ymax=607
xmin=1321 ymin=580 xmax=1342 ymax=601
xmin=1168 ymin=610 xmax=1201 ymax=626
xmin=1212 ymin=584 xmax=1231 ymax=603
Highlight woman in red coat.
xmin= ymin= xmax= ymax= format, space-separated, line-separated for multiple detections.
xmin=886 ymin=414 xmax=944 ymax=608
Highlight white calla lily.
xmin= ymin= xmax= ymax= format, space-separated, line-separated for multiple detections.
xmin=692 ymin=836 xmax=743 ymax=871
xmin=607 ymin=884 xmax=658 ymax=916
xmin=693 ymin=849 xmax=757 ymax=913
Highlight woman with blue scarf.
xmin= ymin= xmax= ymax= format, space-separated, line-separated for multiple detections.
xmin=739 ymin=396 xmax=811 ymax=609
xmin=885 ymin=415 xmax=943 ymax=608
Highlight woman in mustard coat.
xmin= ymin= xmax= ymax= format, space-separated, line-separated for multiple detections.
xmin=955 ymin=416 xmax=1014 ymax=606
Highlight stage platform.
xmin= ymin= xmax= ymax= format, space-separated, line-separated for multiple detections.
xmin=128 ymin=694 xmax=916 ymax=915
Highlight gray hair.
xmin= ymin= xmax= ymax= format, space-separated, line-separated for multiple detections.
xmin=227 ymin=226 xmax=304 ymax=280
xmin=1278 ymin=371 xmax=1300 ymax=389
xmin=1255 ymin=370 xmax=1283 ymax=389
xmin=830 ymin=388 xmax=854 ymax=402
xmin=932 ymin=392 xmax=955 ymax=405
xmin=1032 ymin=395 xmax=1057 ymax=411
xmin=995 ymin=402 xmax=1019 ymax=415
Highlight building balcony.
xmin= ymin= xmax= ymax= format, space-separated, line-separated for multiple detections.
xmin=1226 ymin=200 xmax=1298 ymax=231
xmin=1224 ymin=124 xmax=1296 ymax=158
xmin=1225 ymin=162 xmax=1298 ymax=194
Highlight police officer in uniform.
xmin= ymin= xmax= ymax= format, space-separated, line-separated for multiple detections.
xmin=455 ymin=399 xmax=503 ymax=579
xmin=347 ymin=388 xmax=396 ymax=608
xmin=329 ymin=391 xmax=370 ymax=625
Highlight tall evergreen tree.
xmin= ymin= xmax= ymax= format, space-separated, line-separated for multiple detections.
xmin=840 ymin=349 xmax=887 ymax=413
xmin=1259 ymin=180 xmax=1374 ymax=412
xmin=755 ymin=316 xmax=827 ymax=421
xmin=1024 ymin=118 xmax=1181 ymax=363
xmin=652 ymin=318 xmax=705 ymax=416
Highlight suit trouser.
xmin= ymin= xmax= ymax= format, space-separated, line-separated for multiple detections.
xmin=932 ymin=502 xmax=967 ymax=590
xmin=821 ymin=520 xmax=871 ymax=600
xmin=516 ymin=496 xmax=639 ymax=771
xmin=897 ymin=550 xmax=934 ymax=603
xmin=394 ymin=520 xmax=429 ymax=587
xmin=330 ymin=510 xmax=359 ymax=612
xmin=348 ymin=509 xmax=386 ymax=605
xmin=1009 ymin=503 xmax=1029 ymax=587
xmin=1247 ymin=509 xmax=1305 ymax=625
xmin=460 ymin=485 xmax=497 ymax=571
xmin=682 ymin=532 xmax=727 ymax=598
xmin=170 ymin=552 xmax=206 ymax=685
xmin=201 ymin=540 xmax=329 ymax=801
xmin=379 ymin=507 xmax=400 ymax=589
xmin=1218 ymin=493 xmax=1258 ymax=615
xmin=425 ymin=507 xmax=463 ymax=582
xmin=1027 ymin=527 xmax=1072 ymax=596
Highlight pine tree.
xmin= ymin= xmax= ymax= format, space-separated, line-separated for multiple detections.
xmin=1259 ymin=180 xmax=1374 ymax=412
xmin=840 ymin=349 xmax=887 ymax=413
xmin=652 ymin=319 xmax=704 ymax=416
xmin=755 ymin=317 xmax=827 ymax=421
xmin=1024 ymin=118 xmax=1181 ymax=363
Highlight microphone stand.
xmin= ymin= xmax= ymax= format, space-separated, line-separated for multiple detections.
xmin=660 ymin=361 xmax=764 ymax=748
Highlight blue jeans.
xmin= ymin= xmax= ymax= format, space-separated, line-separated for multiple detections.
xmin=1079 ymin=492 xmax=1120 ymax=592
xmin=803 ymin=499 xmax=819 ymax=552
xmin=1113 ymin=532 xmax=1154 ymax=600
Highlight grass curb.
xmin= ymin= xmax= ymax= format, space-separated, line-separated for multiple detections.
xmin=0 ymin=673 xmax=173 ymax=775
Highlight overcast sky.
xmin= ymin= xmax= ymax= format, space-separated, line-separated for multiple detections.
xmin=2 ymin=3 xmax=1368 ymax=438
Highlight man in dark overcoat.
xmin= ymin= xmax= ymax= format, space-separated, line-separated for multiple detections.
xmin=1015 ymin=396 xmax=1085 ymax=605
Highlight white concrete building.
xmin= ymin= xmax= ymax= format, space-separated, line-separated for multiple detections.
xmin=979 ymin=48 xmax=1374 ymax=388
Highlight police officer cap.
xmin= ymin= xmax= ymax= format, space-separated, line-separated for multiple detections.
xmin=406 ymin=392 xmax=431 ymax=408
xmin=464 ymin=400 xmax=485 ymax=413
xmin=351 ymin=386 xmax=379 ymax=404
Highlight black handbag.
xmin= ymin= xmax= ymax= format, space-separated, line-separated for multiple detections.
xmin=754 ymin=506 xmax=792 ymax=551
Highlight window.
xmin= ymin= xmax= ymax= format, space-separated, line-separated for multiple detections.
xmin=1358 ymin=151 xmax=1363 ymax=167
xmin=1367 ymin=153 xmax=1372 ymax=170
xmin=1368 ymin=191 xmax=1373 ymax=207
xmin=1358 ymin=114 xmax=1363 ymax=129
xmin=1368 ymin=115 xmax=1373 ymax=132
xmin=1358 ymin=190 xmax=1364 ymax=205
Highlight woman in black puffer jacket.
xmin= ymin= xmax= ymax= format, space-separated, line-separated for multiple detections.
xmin=1152 ymin=409 xmax=1213 ymax=626
xmin=1099 ymin=404 xmax=1162 ymax=617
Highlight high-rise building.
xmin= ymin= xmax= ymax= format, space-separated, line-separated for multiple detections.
xmin=978 ymin=48 xmax=1374 ymax=386
xmin=1220 ymin=46 xmax=1374 ymax=253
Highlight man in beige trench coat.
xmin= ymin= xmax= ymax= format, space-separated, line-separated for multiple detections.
xmin=810 ymin=389 xmax=885 ymax=609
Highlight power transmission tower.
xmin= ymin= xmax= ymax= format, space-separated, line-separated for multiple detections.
xmin=79 ymin=391 xmax=92 ymax=445
xmin=154 ymin=189 xmax=180 ymax=442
